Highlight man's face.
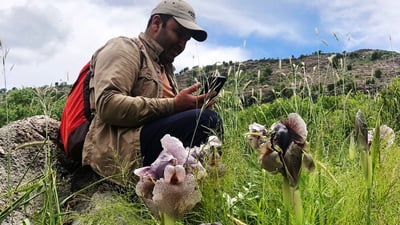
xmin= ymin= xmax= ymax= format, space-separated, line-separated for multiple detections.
xmin=155 ymin=18 xmax=191 ymax=63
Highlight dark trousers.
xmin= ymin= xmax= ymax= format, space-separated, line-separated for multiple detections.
xmin=140 ymin=109 xmax=223 ymax=166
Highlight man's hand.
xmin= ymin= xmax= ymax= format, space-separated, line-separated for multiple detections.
xmin=174 ymin=83 xmax=209 ymax=112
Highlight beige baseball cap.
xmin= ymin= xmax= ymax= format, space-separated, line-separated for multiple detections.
xmin=151 ymin=0 xmax=207 ymax=42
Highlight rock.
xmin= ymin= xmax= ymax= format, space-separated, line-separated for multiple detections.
xmin=0 ymin=115 xmax=72 ymax=224
xmin=0 ymin=115 xmax=129 ymax=225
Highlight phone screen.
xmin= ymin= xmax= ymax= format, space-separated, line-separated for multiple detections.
xmin=201 ymin=75 xmax=227 ymax=96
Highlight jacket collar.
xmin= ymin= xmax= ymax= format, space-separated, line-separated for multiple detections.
xmin=138 ymin=32 xmax=176 ymax=75
xmin=138 ymin=32 xmax=164 ymax=64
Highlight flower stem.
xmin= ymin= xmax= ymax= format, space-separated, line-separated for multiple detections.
xmin=282 ymin=178 xmax=291 ymax=225
xmin=160 ymin=212 xmax=175 ymax=225
xmin=282 ymin=178 xmax=303 ymax=225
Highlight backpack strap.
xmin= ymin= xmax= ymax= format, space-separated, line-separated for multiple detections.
xmin=83 ymin=70 xmax=94 ymax=121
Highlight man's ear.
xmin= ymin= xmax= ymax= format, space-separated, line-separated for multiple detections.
xmin=151 ymin=15 xmax=163 ymax=30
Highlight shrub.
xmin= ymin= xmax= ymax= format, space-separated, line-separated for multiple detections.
xmin=366 ymin=78 xmax=375 ymax=85
xmin=374 ymin=69 xmax=382 ymax=78
xmin=371 ymin=51 xmax=383 ymax=61
xmin=327 ymin=83 xmax=335 ymax=92
xmin=380 ymin=77 xmax=400 ymax=130
xmin=347 ymin=64 xmax=353 ymax=71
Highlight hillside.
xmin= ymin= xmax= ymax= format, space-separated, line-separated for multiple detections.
xmin=175 ymin=49 xmax=400 ymax=105
xmin=1 ymin=49 xmax=399 ymax=113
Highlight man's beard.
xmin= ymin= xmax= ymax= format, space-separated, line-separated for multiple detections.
xmin=160 ymin=50 xmax=176 ymax=64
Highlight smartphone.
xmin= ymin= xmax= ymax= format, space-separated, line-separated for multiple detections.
xmin=201 ymin=75 xmax=227 ymax=97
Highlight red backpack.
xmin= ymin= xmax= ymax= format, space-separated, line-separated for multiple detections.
xmin=59 ymin=61 xmax=93 ymax=162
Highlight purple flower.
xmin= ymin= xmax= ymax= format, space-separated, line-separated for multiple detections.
xmin=134 ymin=134 xmax=206 ymax=219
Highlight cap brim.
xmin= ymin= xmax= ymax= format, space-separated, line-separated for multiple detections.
xmin=174 ymin=17 xmax=207 ymax=42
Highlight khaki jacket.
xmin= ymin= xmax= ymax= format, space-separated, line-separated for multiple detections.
xmin=82 ymin=33 xmax=179 ymax=184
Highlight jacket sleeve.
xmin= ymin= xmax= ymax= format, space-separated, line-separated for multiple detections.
xmin=92 ymin=37 xmax=175 ymax=127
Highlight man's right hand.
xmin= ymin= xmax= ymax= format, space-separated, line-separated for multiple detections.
xmin=174 ymin=83 xmax=208 ymax=112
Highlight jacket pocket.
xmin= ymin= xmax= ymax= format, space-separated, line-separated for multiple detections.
xmin=134 ymin=70 xmax=158 ymax=97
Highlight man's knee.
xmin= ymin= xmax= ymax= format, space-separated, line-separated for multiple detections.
xmin=198 ymin=109 xmax=223 ymax=135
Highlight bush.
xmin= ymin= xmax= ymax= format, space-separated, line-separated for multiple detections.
xmin=374 ymin=69 xmax=382 ymax=78
xmin=371 ymin=51 xmax=383 ymax=61
xmin=380 ymin=77 xmax=400 ymax=130
xmin=345 ymin=81 xmax=356 ymax=92
xmin=0 ymin=87 xmax=66 ymax=127
xmin=347 ymin=64 xmax=352 ymax=71
xmin=366 ymin=78 xmax=375 ymax=85
xmin=327 ymin=83 xmax=335 ymax=92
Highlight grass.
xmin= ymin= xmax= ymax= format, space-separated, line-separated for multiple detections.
xmin=1 ymin=39 xmax=400 ymax=224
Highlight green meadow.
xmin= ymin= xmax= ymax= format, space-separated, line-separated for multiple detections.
xmin=1 ymin=44 xmax=400 ymax=225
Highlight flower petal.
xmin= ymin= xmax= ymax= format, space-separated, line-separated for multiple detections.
xmin=174 ymin=165 xmax=186 ymax=184
xmin=283 ymin=142 xmax=303 ymax=187
xmin=152 ymin=174 xmax=202 ymax=219
xmin=150 ymin=150 xmax=175 ymax=179
xmin=161 ymin=134 xmax=188 ymax=165
xmin=286 ymin=113 xmax=308 ymax=139
xmin=302 ymin=152 xmax=315 ymax=172
xmin=261 ymin=150 xmax=283 ymax=174
xmin=164 ymin=165 xmax=176 ymax=184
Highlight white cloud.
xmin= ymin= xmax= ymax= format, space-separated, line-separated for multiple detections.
xmin=174 ymin=41 xmax=250 ymax=73
xmin=307 ymin=0 xmax=400 ymax=51
xmin=1 ymin=0 xmax=151 ymax=88
xmin=195 ymin=1 xmax=305 ymax=42
xmin=0 ymin=4 xmax=69 ymax=64
xmin=1 ymin=0 xmax=400 ymax=88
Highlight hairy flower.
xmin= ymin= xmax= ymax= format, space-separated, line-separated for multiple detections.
xmin=189 ymin=135 xmax=226 ymax=177
xmin=190 ymin=135 xmax=222 ymax=163
xmin=368 ymin=124 xmax=395 ymax=147
xmin=134 ymin=134 xmax=205 ymax=220
xmin=247 ymin=113 xmax=315 ymax=187
xmin=245 ymin=122 xmax=267 ymax=149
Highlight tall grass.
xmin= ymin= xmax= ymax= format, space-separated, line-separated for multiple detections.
xmin=0 ymin=41 xmax=64 ymax=224
xmin=181 ymin=48 xmax=399 ymax=224
xmin=0 ymin=90 xmax=64 ymax=225
xmin=1 ymin=38 xmax=12 ymax=197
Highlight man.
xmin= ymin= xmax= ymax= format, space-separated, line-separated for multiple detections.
xmin=81 ymin=0 xmax=223 ymax=185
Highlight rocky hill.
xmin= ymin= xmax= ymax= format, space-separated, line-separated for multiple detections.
xmin=2 ymin=49 xmax=398 ymax=108
xmin=175 ymin=49 xmax=400 ymax=105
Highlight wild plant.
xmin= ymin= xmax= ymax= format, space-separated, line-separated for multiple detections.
xmin=0 ymin=41 xmax=64 ymax=224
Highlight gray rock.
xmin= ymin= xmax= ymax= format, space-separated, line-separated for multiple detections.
xmin=0 ymin=115 xmax=72 ymax=224
xmin=0 ymin=115 xmax=130 ymax=225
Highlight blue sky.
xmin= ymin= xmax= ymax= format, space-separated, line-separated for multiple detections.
xmin=1 ymin=0 xmax=399 ymax=88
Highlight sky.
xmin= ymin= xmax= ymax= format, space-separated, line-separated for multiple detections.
xmin=1 ymin=0 xmax=399 ymax=89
